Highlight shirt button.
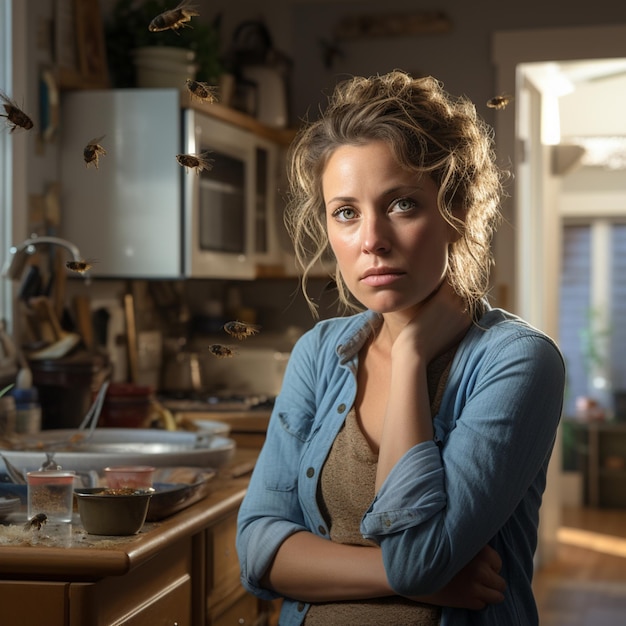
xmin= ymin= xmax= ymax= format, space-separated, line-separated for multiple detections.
xmin=297 ymin=602 xmax=305 ymax=611
xmin=337 ymin=403 xmax=346 ymax=413
xmin=384 ymin=518 xmax=392 ymax=527
xmin=306 ymin=467 xmax=315 ymax=478
xmin=318 ymin=525 xmax=327 ymax=535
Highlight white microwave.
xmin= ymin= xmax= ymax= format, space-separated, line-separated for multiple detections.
xmin=183 ymin=108 xmax=279 ymax=278
xmin=59 ymin=89 xmax=281 ymax=279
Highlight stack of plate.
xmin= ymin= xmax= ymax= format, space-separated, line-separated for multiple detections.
xmin=0 ymin=495 xmax=20 ymax=521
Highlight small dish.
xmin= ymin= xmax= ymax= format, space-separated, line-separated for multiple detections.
xmin=104 ymin=465 xmax=155 ymax=490
xmin=74 ymin=487 xmax=154 ymax=535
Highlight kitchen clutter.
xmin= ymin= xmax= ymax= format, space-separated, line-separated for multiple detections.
xmin=224 ymin=19 xmax=292 ymax=128
xmin=28 ymin=352 xmax=109 ymax=430
xmin=98 ymin=382 xmax=154 ymax=428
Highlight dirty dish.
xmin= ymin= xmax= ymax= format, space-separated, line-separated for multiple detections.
xmin=104 ymin=465 xmax=155 ymax=490
xmin=0 ymin=495 xmax=20 ymax=521
xmin=3 ymin=429 xmax=235 ymax=475
xmin=74 ymin=487 xmax=153 ymax=535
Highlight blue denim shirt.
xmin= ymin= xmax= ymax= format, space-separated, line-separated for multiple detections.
xmin=237 ymin=306 xmax=565 ymax=625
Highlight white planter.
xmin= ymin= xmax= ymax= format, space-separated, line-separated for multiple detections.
xmin=132 ymin=47 xmax=197 ymax=89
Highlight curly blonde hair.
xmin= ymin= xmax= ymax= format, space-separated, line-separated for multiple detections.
xmin=285 ymin=70 xmax=505 ymax=319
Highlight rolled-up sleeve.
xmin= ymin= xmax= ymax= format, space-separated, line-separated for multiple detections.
xmin=360 ymin=328 xmax=565 ymax=598
xmin=361 ymin=441 xmax=446 ymax=536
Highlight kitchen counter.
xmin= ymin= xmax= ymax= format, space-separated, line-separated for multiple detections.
xmin=0 ymin=448 xmax=266 ymax=626
xmin=177 ymin=410 xmax=271 ymax=450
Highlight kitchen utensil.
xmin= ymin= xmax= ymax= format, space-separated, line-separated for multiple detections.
xmin=40 ymin=379 xmax=111 ymax=452
xmin=74 ymin=487 xmax=153 ymax=535
xmin=17 ymin=265 xmax=43 ymax=301
xmin=124 ymin=293 xmax=138 ymax=384
xmin=73 ymin=294 xmax=94 ymax=351
xmin=1 ymin=452 xmax=27 ymax=484
xmin=40 ymin=451 xmax=60 ymax=470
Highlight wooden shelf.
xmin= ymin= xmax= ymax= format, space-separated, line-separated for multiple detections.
xmin=179 ymin=90 xmax=298 ymax=146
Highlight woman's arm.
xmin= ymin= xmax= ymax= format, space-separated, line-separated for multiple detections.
xmin=263 ymin=531 xmax=505 ymax=609
xmin=262 ymin=531 xmax=390 ymax=601
xmin=362 ymin=312 xmax=566 ymax=596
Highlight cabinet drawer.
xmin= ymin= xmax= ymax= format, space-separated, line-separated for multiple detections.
xmin=206 ymin=510 xmax=241 ymax=603
xmin=0 ymin=581 xmax=69 ymax=626
xmin=211 ymin=591 xmax=259 ymax=626
xmin=69 ymin=538 xmax=193 ymax=625
xmin=110 ymin=575 xmax=191 ymax=626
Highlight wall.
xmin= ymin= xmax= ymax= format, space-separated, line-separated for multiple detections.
xmin=10 ymin=0 xmax=626 ymax=335
xmin=288 ymin=1 xmax=626 ymax=128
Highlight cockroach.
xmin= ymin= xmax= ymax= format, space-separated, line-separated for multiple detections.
xmin=176 ymin=151 xmax=213 ymax=175
xmin=148 ymin=0 xmax=199 ymax=33
xmin=486 ymin=94 xmax=513 ymax=110
xmin=24 ymin=513 xmax=47 ymax=531
xmin=0 ymin=90 xmax=34 ymax=132
xmin=223 ymin=320 xmax=261 ymax=340
xmin=185 ymin=79 xmax=219 ymax=104
xmin=208 ymin=344 xmax=235 ymax=358
xmin=83 ymin=136 xmax=107 ymax=168
xmin=66 ymin=259 xmax=95 ymax=274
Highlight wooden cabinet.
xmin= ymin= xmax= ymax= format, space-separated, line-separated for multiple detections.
xmin=0 ymin=536 xmax=194 ymax=626
xmin=0 ymin=451 xmax=267 ymax=626
xmin=566 ymin=418 xmax=626 ymax=507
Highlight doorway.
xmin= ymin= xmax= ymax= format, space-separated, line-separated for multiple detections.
xmin=492 ymin=24 xmax=626 ymax=566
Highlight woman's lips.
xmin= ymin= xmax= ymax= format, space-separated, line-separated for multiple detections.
xmin=360 ymin=270 xmax=404 ymax=287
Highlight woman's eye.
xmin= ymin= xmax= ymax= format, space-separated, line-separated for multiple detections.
xmin=392 ymin=197 xmax=417 ymax=213
xmin=332 ymin=206 xmax=357 ymax=221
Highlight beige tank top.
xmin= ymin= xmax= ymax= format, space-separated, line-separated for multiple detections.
xmin=303 ymin=350 xmax=455 ymax=625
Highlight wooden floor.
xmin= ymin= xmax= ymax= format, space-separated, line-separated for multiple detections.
xmin=534 ymin=506 xmax=626 ymax=625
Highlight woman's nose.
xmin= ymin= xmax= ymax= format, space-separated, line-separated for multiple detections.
xmin=361 ymin=215 xmax=391 ymax=254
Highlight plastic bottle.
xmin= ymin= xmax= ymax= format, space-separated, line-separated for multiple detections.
xmin=12 ymin=367 xmax=42 ymax=434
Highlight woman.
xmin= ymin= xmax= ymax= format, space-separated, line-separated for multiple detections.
xmin=236 ymin=70 xmax=565 ymax=625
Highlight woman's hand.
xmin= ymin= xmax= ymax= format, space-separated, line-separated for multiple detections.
xmin=376 ymin=280 xmax=472 ymax=489
xmin=414 ymin=545 xmax=506 ymax=610
xmin=393 ymin=279 xmax=472 ymax=365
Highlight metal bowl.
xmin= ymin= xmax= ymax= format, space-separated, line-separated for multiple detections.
xmin=2 ymin=427 xmax=235 ymax=476
xmin=74 ymin=487 xmax=153 ymax=535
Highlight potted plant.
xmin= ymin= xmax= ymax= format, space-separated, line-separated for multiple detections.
xmin=105 ymin=0 xmax=223 ymax=88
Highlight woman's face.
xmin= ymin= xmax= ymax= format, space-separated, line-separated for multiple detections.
xmin=323 ymin=140 xmax=456 ymax=315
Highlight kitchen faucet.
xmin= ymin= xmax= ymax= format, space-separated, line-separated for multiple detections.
xmin=1 ymin=234 xmax=88 ymax=281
